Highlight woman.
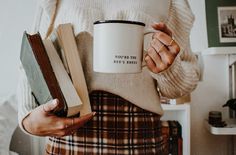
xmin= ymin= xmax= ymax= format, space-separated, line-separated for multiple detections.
xmin=17 ymin=0 xmax=200 ymax=154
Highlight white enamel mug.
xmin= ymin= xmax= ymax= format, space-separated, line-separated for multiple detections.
xmin=93 ymin=20 xmax=154 ymax=73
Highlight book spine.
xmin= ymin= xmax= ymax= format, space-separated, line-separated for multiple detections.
xmin=168 ymin=121 xmax=179 ymax=155
xmin=175 ymin=121 xmax=183 ymax=155
xmin=161 ymin=121 xmax=170 ymax=154
xmin=57 ymin=24 xmax=92 ymax=116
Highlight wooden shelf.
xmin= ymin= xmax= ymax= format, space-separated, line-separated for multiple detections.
xmin=202 ymin=47 xmax=236 ymax=55
xmin=161 ymin=103 xmax=190 ymax=111
xmin=205 ymin=119 xmax=236 ymax=135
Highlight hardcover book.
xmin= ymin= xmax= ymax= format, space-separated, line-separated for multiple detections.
xmin=161 ymin=121 xmax=170 ymax=155
xmin=168 ymin=121 xmax=183 ymax=155
xmin=20 ymin=32 xmax=83 ymax=117
xmin=56 ymin=23 xmax=92 ymax=116
xmin=176 ymin=121 xmax=183 ymax=155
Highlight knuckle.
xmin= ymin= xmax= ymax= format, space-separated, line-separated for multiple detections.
xmin=152 ymin=68 xmax=160 ymax=74
xmin=159 ymin=63 xmax=167 ymax=70
xmin=60 ymin=131 xmax=67 ymax=137
xmin=151 ymin=38 xmax=158 ymax=46
xmin=173 ymin=44 xmax=180 ymax=53
xmin=166 ymin=62 xmax=171 ymax=68
xmin=166 ymin=56 xmax=174 ymax=65
xmin=145 ymin=56 xmax=151 ymax=62
xmin=31 ymin=125 xmax=40 ymax=134
xmin=165 ymin=60 xmax=171 ymax=66
xmin=58 ymin=123 xmax=67 ymax=130
xmin=156 ymin=31 xmax=165 ymax=39
xmin=147 ymin=48 xmax=155 ymax=55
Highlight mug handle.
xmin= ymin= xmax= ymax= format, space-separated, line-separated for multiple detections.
xmin=144 ymin=29 xmax=157 ymax=36
xmin=141 ymin=29 xmax=157 ymax=68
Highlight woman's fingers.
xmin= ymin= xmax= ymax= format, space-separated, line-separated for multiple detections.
xmin=146 ymin=47 xmax=166 ymax=73
xmin=145 ymin=55 xmax=160 ymax=73
xmin=145 ymin=22 xmax=180 ymax=73
xmin=152 ymin=30 xmax=180 ymax=55
xmin=24 ymin=99 xmax=96 ymax=137
xmin=151 ymin=39 xmax=175 ymax=66
xmin=152 ymin=22 xmax=180 ymax=55
xmin=67 ymin=112 xmax=95 ymax=129
xmin=151 ymin=22 xmax=172 ymax=36
xmin=145 ymin=39 xmax=175 ymax=73
xmin=55 ymin=112 xmax=96 ymax=137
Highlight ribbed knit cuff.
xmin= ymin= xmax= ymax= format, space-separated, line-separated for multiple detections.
xmin=150 ymin=51 xmax=199 ymax=98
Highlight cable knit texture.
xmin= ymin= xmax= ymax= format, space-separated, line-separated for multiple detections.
xmin=17 ymin=0 xmax=200 ymax=134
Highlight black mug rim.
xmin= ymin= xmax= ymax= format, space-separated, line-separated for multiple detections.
xmin=94 ymin=20 xmax=145 ymax=26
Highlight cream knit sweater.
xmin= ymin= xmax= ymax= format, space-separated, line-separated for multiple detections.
xmin=17 ymin=0 xmax=200 ymax=133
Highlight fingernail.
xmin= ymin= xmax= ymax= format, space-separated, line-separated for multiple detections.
xmin=53 ymin=99 xmax=58 ymax=105
xmin=151 ymin=22 xmax=159 ymax=26
xmin=151 ymin=24 xmax=156 ymax=27
xmin=92 ymin=112 xmax=96 ymax=116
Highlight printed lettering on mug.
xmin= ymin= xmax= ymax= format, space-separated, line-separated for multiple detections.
xmin=93 ymin=20 xmax=151 ymax=74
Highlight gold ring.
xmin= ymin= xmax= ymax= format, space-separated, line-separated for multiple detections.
xmin=157 ymin=45 xmax=165 ymax=53
xmin=167 ymin=39 xmax=174 ymax=46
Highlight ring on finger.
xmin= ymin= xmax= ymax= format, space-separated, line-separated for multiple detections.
xmin=157 ymin=45 xmax=165 ymax=53
xmin=167 ymin=39 xmax=175 ymax=46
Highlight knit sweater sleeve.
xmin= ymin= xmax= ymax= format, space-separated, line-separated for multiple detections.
xmin=17 ymin=63 xmax=38 ymax=135
xmin=150 ymin=0 xmax=200 ymax=98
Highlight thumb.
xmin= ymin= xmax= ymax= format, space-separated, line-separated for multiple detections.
xmin=42 ymin=99 xmax=59 ymax=113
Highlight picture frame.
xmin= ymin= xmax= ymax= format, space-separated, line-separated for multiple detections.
xmin=218 ymin=6 xmax=236 ymax=43
xmin=205 ymin=0 xmax=236 ymax=47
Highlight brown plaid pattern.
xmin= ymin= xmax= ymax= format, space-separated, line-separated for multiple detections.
xmin=45 ymin=91 xmax=165 ymax=155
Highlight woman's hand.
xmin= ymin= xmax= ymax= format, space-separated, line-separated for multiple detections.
xmin=145 ymin=22 xmax=180 ymax=73
xmin=22 ymin=99 xmax=95 ymax=137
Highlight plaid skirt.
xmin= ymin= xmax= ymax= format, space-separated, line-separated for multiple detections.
xmin=45 ymin=91 xmax=165 ymax=155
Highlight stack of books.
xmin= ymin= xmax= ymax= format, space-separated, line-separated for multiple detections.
xmin=20 ymin=23 xmax=91 ymax=117
xmin=161 ymin=120 xmax=183 ymax=155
